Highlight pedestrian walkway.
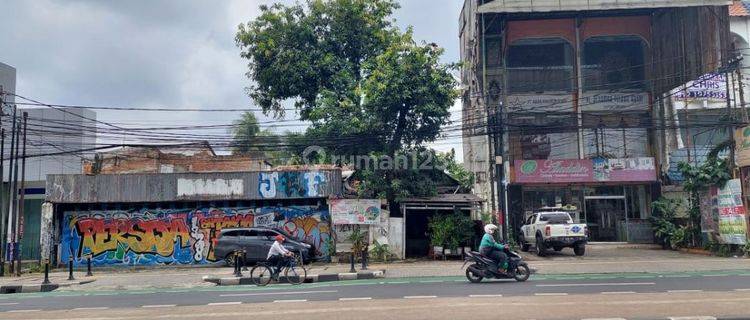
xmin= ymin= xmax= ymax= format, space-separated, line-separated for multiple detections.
xmin=0 ymin=245 xmax=747 ymax=293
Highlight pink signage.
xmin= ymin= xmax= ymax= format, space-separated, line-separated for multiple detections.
xmin=514 ymin=158 xmax=656 ymax=184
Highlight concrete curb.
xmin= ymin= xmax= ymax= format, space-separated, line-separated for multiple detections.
xmin=203 ymin=269 xmax=386 ymax=286
xmin=0 ymin=278 xmax=96 ymax=294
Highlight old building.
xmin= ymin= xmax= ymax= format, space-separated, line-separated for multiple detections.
xmin=460 ymin=0 xmax=733 ymax=242
xmin=82 ymin=142 xmax=271 ymax=175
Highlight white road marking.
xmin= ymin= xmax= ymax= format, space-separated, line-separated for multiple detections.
xmin=469 ymin=294 xmax=503 ymax=298
xmin=600 ymin=291 xmax=637 ymax=295
xmin=142 ymin=304 xmax=177 ymax=308
xmin=5 ymin=309 xmax=41 ymax=313
xmin=404 ymin=295 xmax=437 ymax=299
xmin=207 ymin=302 xmax=242 ymax=306
xmin=536 ymin=282 xmax=654 ymax=287
xmin=669 ymin=317 xmax=717 ymax=320
xmin=339 ymin=297 xmax=372 ymax=301
xmin=0 ymin=302 xmax=19 ymax=306
xmin=386 ymin=281 xmax=409 ymax=284
xmin=418 ymin=280 xmax=444 ymax=283
xmin=667 ymin=290 xmax=703 ymax=293
xmin=273 ymin=299 xmax=307 ymax=303
xmin=734 ymin=288 xmax=750 ymax=291
xmin=582 ymin=318 xmax=627 ymax=320
xmin=702 ymin=274 xmax=728 ymax=277
xmin=220 ymin=290 xmax=337 ymax=297
xmin=72 ymin=307 xmax=109 ymax=310
xmin=534 ymin=293 xmax=568 ymax=296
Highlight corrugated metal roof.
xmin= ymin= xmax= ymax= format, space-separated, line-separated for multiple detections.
xmin=46 ymin=170 xmax=343 ymax=204
xmin=478 ymin=0 xmax=732 ymax=13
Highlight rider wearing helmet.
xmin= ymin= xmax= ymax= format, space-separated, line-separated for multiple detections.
xmin=267 ymin=234 xmax=294 ymax=276
xmin=479 ymin=224 xmax=508 ymax=274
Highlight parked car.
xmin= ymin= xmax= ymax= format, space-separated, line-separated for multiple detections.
xmin=518 ymin=211 xmax=588 ymax=256
xmin=214 ymin=227 xmax=313 ymax=265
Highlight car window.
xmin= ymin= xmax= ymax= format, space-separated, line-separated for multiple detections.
xmin=539 ymin=213 xmax=570 ymax=223
xmin=222 ymin=230 xmax=239 ymax=237
xmin=258 ymin=231 xmax=276 ymax=239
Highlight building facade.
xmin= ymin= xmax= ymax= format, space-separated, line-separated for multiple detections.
xmin=460 ymin=0 xmax=733 ymax=242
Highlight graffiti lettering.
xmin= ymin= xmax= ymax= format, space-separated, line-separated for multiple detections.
xmin=258 ymin=172 xmax=328 ymax=199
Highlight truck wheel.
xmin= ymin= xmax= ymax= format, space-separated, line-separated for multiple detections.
xmin=518 ymin=233 xmax=530 ymax=252
xmin=535 ymin=235 xmax=547 ymax=257
xmin=574 ymin=243 xmax=586 ymax=256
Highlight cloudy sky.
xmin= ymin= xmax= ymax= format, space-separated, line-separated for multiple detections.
xmin=0 ymin=0 xmax=464 ymax=160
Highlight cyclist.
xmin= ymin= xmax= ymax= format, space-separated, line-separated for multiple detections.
xmin=267 ymin=234 xmax=294 ymax=277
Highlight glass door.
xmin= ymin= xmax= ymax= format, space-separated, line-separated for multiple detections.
xmin=584 ymin=197 xmax=627 ymax=242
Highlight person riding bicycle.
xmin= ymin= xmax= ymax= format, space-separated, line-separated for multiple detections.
xmin=479 ymin=224 xmax=508 ymax=274
xmin=267 ymin=235 xmax=294 ymax=277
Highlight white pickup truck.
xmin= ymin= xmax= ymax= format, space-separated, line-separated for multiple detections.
xmin=518 ymin=211 xmax=588 ymax=257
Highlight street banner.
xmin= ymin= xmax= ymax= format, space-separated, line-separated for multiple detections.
xmin=716 ymin=179 xmax=748 ymax=245
xmin=330 ymin=199 xmax=382 ymax=225
xmin=700 ymin=188 xmax=719 ymax=233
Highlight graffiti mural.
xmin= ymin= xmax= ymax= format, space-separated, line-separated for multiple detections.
xmin=259 ymin=171 xmax=327 ymax=198
xmin=60 ymin=205 xmax=331 ymax=266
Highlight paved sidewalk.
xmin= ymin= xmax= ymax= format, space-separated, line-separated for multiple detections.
xmin=0 ymin=244 xmax=748 ymax=293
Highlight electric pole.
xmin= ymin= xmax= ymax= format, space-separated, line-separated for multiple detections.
xmin=14 ymin=112 xmax=26 ymax=276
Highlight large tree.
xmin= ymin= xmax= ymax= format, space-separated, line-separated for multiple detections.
xmin=236 ymin=0 xmax=458 ymax=201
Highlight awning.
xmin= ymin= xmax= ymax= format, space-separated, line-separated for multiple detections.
xmin=478 ymin=0 xmax=731 ymax=13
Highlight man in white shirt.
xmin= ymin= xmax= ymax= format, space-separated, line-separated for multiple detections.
xmin=268 ymin=234 xmax=294 ymax=276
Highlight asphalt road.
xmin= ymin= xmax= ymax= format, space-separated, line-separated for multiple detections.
xmin=2 ymin=270 xmax=750 ymax=317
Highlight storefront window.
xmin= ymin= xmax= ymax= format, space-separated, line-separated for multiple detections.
xmin=521 ymin=187 xmax=583 ymax=222
xmin=507 ymin=38 xmax=574 ymax=93
xmin=626 ymin=186 xmax=649 ymax=220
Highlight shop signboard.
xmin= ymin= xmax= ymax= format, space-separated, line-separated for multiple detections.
xmin=672 ymin=73 xmax=727 ymax=101
xmin=514 ymin=158 xmax=656 ymax=184
xmin=330 ymin=199 xmax=382 ymax=225
xmin=716 ymin=179 xmax=748 ymax=245
xmin=735 ymin=126 xmax=750 ymax=167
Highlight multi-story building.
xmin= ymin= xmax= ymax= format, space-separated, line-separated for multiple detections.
xmin=460 ymin=0 xmax=733 ymax=242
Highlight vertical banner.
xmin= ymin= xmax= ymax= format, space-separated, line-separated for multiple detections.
xmin=717 ymin=179 xmax=748 ymax=245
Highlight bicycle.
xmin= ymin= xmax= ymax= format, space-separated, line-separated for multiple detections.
xmin=250 ymin=253 xmax=307 ymax=286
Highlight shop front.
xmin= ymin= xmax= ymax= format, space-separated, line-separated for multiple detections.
xmin=510 ymin=158 xmax=658 ymax=243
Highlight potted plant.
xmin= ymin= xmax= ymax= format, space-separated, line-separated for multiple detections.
xmin=371 ymin=240 xmax=393 ymax=263
xmin=324 ymin=237 xmax=337 ymax=263
xmin=348 ymin=226 xmax=367 ymax=260
xmin=428 ymin=215 xmax=448 ymax=257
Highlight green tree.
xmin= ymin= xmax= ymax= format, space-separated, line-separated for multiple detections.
xmin=437 ymin=148 xmax=475 ymax=191
xmin=231 ymin=111 xmax=263 ymax=155
xmin=236 ymin=0 xmax=458 ymax=204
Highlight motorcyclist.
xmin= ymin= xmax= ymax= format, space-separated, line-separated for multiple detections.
xmin=479 ymin=224 xmax=508 ymax=274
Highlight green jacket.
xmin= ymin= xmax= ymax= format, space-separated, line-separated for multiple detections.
xmin=479 ymin=233 xmax=505 ymax=250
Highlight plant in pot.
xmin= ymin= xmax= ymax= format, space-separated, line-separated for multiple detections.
xmin=348 ymin=226 xmax=367 ymax=261
xmin=324 ymin=237 xmax=337 ymax=263
xmin=428 ymin=215 xmax=448 ymax=257
xmin=445 ymin=211 xmax=475 ymax=256
xmin=371 ymin=240 xmax=393 ymax=263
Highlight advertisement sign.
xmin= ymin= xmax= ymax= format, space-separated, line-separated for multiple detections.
xmin=330 ymin=199 xmax=382 ymax=225
xmin=736 ymin=126 xmax=750 ymax=167
xmin=514 ymin=158 xmax=656 ymax=184
xmin=716 ymin=179 xmax=748 ymax=245
xmin=672 ymin=73 xmax=727 ymax=101
xmin=700 ymin=188 xmax=719 ymax=233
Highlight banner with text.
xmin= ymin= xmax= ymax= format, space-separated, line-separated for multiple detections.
xmin=330 ymin=199 xmax=383 ymax=225
xmin=716 ymin=179 xmax=748 ymax=245
xmin=514 ymin=158 xmax=656 ymax=184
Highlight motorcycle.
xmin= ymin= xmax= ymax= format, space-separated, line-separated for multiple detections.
xmin=462 ymin=249 xmax=531 ymax=283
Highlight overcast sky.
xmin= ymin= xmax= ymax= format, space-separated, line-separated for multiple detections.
xmin=0 ymin=0 xmax=463 ymax=160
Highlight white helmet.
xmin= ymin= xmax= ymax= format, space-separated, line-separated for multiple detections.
xmin=484 ymin=224 xmax=498 ymax=234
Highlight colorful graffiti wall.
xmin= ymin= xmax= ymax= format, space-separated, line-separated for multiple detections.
xmin=60 ymin=205 xmax=331 ymax=266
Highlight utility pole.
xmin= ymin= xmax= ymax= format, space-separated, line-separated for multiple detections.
xmin=737 ymin=67 xmax=748 ymax=123
xmin=4 ymin=106 xmax=15 ymax=276
xmin=0 ymin=87 xmax=4 ymax=277
xmin=14 ymin=113 xmax=26 ymax=276
xmin=9 ymin=106 xmax=19 ymax=275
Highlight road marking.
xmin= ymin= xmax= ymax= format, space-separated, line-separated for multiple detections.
xmin=220 ymin=290 xmax=337 ymax=297
xmin=72 ymin=307 xmax=109 ymax=310
xmin=734 ymin=288 xmax=750 ymax=291
xmin=665 ymin=275 xmax=691 ymax=278
xmin=469 ymin=294 xmax=503 ymax=298
xmin=386 ymin=281 xmax=409 ymax=284
xmin=600 ymin=291 xmax=637 ymax=295
xmin=404 ymin=295 xmax=437 ymax=299
xmin=273 ymin=299 xmax=307 ymax=303
xmin=669 ymin=317 xmax=717 ymax=320
xmin=0 ymin=303 xmax=19 ymax=306
xmin=142 ymin=304 xmax=176 ymax=308
xmin=582 ymin=318 xmax=627 ymax=320
xmin=536 ymin=282 xmax=654 ymax=287
xmin=418 ymin=280 xmax=444 ymax=283
xmin=702 ymin=274 xmax=728 ymax=277
xmin=339 ymin=297 xmax=372 ymax=301
xmin=5 ymin=309 xmax=41 ymax=313
xmin=207 ymin=302 xmax=242 ymax=306
xmin=534 ymin=293 xmax=568 ymax=296
xmin=667 ymin=290 xmax=703 ymax=293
